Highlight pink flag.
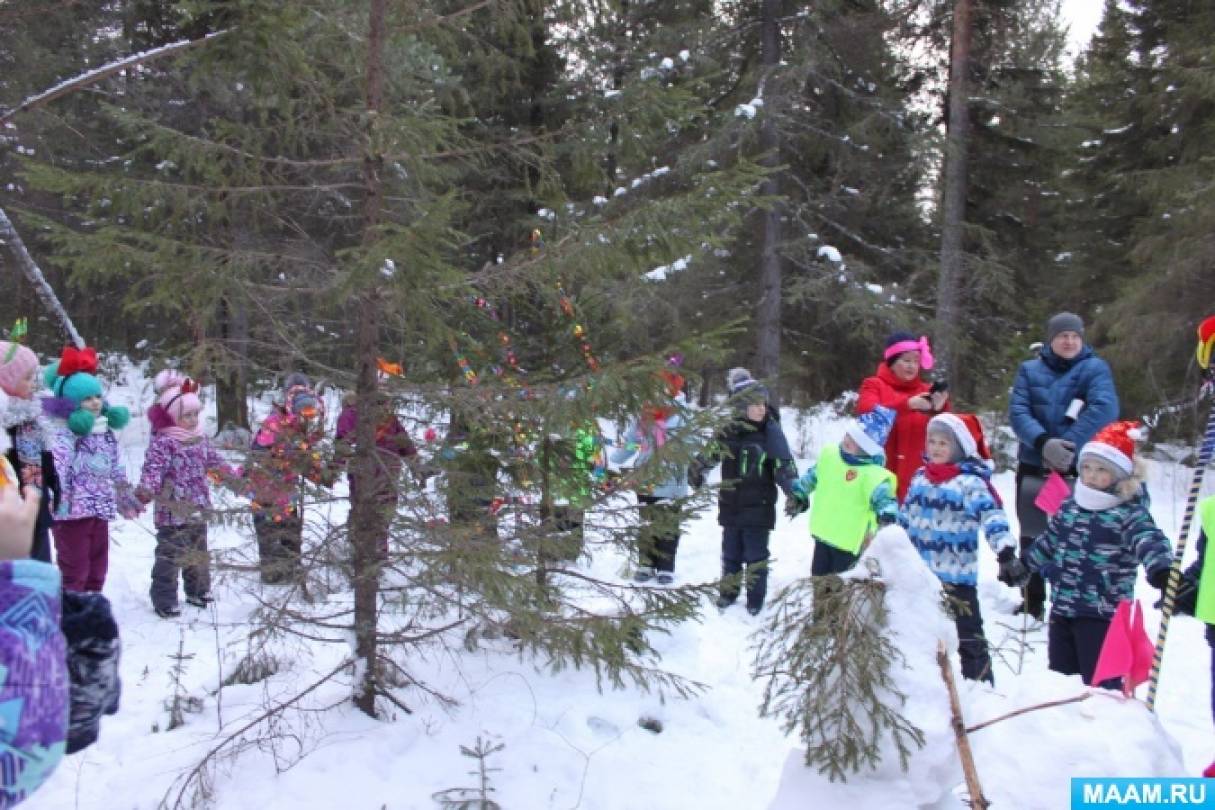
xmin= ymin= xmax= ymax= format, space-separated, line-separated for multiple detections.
xmin=1091 ymin=600 xmax=1155 ymax=695
xmin=1034 ymin=471 xmax=1072 ymax=516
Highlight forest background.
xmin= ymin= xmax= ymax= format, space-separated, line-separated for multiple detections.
xmin=1 ymin=0 xmax=1212 ymax=436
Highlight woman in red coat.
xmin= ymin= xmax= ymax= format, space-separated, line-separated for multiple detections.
xmin=856 ymin=332 xmax=949 ymax=502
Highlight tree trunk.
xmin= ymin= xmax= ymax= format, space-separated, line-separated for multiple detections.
xmin=605 ymin=0 xmax=628 ymax=194
xmin=755 ymin=0 xmax=782 ymax=405
xmin=215 ymin=296 xmax=250 ymax=429
xmin=351 ymin=0 xmax=388 ymax=719
xmin=935 ymin=0 xmax=974 ymax=382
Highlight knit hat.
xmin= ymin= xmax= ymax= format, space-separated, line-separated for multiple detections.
xmin=44 ymin=346 xmax=103 ymax=404
xmin=846 ymin=405 xmax=895 ymax=458
xmin=44 ymin=346 xmax=130 ymax=435
xmin=883 ymin=332 xmax=935 ymax=370
xmin=1197 ymin=314 xmax=1215 ymax=370
xmin=1079 ymin=421 xmax=1141 ymax=478
xmin=285 ymin=384 xmax=320 ymax=419
xmin=726 ymin=367 xmax=754 ymax=391
xmin=0 ymin=342 xmax=39 ymax=397
xmin=153 ymin=368 xmax=188 ymax=395
xmin=158 ymin=379 xmax=202 ymax=423
xmin=1046 ymin=312 xmax=1085 ymax=344
xmin=927 ymin=413 xmax=991 ymax=463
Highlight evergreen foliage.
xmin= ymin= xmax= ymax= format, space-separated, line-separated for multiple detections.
xmin=753 ymin=566 xmax=926 ymax=781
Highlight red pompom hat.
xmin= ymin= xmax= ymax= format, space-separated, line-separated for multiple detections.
xmin=1197 ymin=314 xmax=1215 ymax=371
xmin=1080 ymin=421 xmax=1142 ymax=477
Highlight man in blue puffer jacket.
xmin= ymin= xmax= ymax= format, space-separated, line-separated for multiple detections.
xmin=1008 ymin=312 xmax=1119 ymax=619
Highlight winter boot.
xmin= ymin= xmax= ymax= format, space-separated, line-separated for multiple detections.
xmin=633 ymin=566 xmax=655 ymax=584
xmin=155 ymin=605 xmax=181 ymax=619
xmin=185 ymin=592 xmax=214 ymax=608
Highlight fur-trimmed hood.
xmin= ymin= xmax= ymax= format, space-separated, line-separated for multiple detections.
xmin=1114 ymin=459 xmax=1149 ymax=503
xmin=0 ymin=393 xmax=46 ymax=431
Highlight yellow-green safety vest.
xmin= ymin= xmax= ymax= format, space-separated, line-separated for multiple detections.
xmin=809 ymin=445 xmax=897 ymax=555
xmin=1196 ymin=497 xmax=1215 ymax=625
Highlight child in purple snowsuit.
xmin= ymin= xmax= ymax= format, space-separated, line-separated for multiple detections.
xmin=136 ymin=376 xmax=237 ymax=618
xmin=43 ymin=348 xmax=137 ymax=593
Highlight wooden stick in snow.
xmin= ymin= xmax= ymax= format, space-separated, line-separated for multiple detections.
xmin=937 ymin=640 xmax=990 ymax=810
xmin=0 ymin=31 xmax=229 ymax=125
xmin=0 ymin=206 xmax=84 ymax=348
xmin=965 ymin=692 xmax=1091 ymax=735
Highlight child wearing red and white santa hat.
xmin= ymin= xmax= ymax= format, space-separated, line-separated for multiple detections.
xmin=1024 ymin=420 xmax=1173 ymax=688
xmin=900 ymin=412 xmax=1019 ymax=684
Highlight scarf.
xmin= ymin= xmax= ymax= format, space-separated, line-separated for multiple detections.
xmin=923 ymin=461 xmax=962 ymax=484
xmin=921 ymin=459 xmax=1004 ymax=506
xmin=161 ymin=427 xmax=204 ymax=445
xmin=1074 ymin=481 xmax=1123 ymax=511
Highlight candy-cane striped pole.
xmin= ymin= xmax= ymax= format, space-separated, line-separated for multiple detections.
xmin=1146 ymin=380 xmax=1215 ymax=711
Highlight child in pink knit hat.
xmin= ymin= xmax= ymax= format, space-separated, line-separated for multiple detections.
xmin=135 ymin=374 xmax=238 ymax=617
xmin=0 ymin=340 xmax=59 ymax=562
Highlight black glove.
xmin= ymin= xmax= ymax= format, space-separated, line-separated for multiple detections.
xmin=1171 ymin=573 xmax=1199 ymax=616
xmin=784 ymin=494 xmax=808 ymax=518
xmin=1041 ymin=438 xmax=1076 ymax=473
xmin=1148 ymin=567 xmax=1172 ymax=591
xmin=687 ymin=463 xmax=705 ymax=489
xmin=997 ymin=546 xmax=1029 ymax=588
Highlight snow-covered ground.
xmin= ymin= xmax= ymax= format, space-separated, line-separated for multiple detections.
xmin=25 ymin=384 xmax=1215 ymax=810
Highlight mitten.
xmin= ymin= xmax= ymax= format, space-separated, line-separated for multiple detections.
xmin=687 ymin=462 xmax=705 ymax=489
xmin=996 ymin=546 xmax=1029 ymax=587
xmin=1170 ymin=573 xmax=1199 ymax=616
xmin=1041 ymin=438 xmax=1076 ymax=473
xmin=783 ymin=494 xmax=808 ymax=518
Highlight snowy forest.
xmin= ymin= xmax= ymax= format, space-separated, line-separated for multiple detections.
xmin=1 ymin=0 xmax=1215 ymax=809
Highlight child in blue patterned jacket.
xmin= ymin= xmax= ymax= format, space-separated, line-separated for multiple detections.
xmin=1024 ymin=421 xmax=1172 ymax=689
xmin=900 ymin=413 xmax=1023 ymax=684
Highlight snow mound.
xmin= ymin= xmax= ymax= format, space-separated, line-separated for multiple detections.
xmin=769 ymin=526 xmax=961 ymax=808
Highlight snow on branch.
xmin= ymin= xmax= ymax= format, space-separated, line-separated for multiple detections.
xmin=0 ymin=206 xmax=85 ymax=348
xmin=0 ymin=31 xmax=230 ymax=125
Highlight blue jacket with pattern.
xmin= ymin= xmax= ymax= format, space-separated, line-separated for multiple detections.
xmin=1025 ymin=493 xmax=1172 ymax=620
xmin=1008 ymin=345 xmax=1119 ymax=468
xmin=899 ymin=462 xmax=1014 ymax=586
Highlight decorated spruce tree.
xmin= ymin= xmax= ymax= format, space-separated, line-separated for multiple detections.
xmin=14 ymin=0 xmax=767 ymax=725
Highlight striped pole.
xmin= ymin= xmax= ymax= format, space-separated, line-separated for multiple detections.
xmin=1146 ymin=385 xmax=1215 ymax=711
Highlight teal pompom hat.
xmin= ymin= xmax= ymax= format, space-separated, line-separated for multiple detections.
xmin=44 ymin=359 xmax=103 ymax=404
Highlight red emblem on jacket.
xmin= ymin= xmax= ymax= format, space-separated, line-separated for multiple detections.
xmin=845 ymin=469 xmax=858 ymax=482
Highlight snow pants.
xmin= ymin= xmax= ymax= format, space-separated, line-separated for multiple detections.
xmin=720 ymin=525 xmax=770 ymax=610
xmin=638 ymin=496 xmax=681 ymax=573
xmin=811 ymin=539 xmax=858 ymax=576
xmin=546 ymin=505 xmax=585 ymax=562
xmin=150 ymin=523 xmax=211 ymax=611
xmin=1016 ymin=464 xmax=1073 ymax=620
xmin=53 ymin=517 xmax=109 ymax=592
xmin=1048 ymin=612 xmax=1120 ymax=689
xmin=254 ymin=511 xmax=303 ymax=584
xmin=945 ymin=583 xmax=994 ymax=684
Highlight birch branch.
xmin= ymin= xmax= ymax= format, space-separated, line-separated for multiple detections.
xmin=0 ymin=206 xmax=84 ymax=347
xmin=0 ymin=31 xmax=230 ymax=125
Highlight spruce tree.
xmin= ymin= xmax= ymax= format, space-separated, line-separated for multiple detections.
xmin=15 ymin=0 xmax=767 ymax=721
